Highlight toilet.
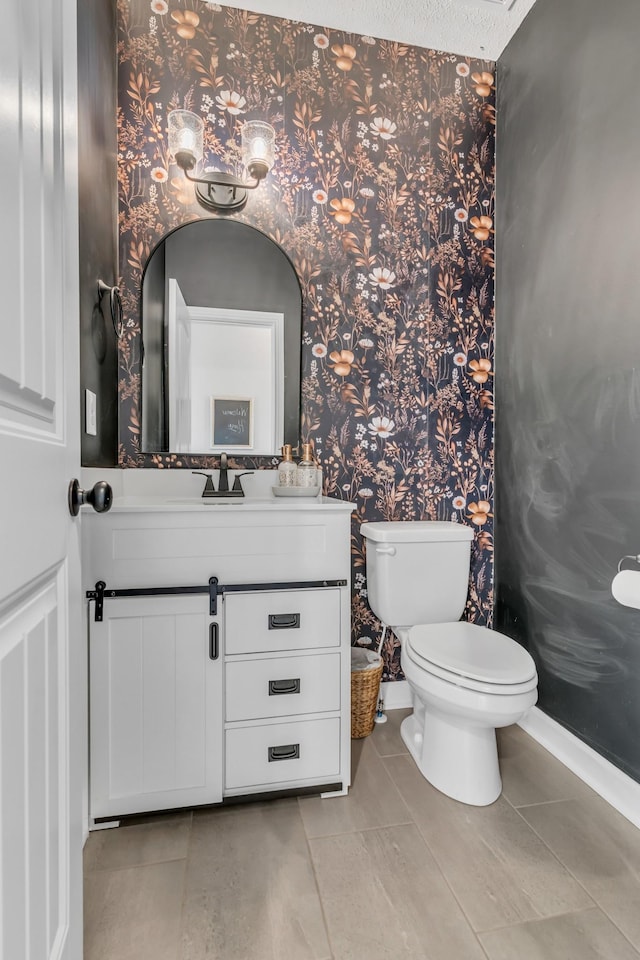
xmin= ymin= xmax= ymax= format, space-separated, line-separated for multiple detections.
xmin=361 ymin=520 xmax=538 ymax=806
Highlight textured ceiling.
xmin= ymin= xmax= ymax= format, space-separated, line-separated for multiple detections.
xmin=218 ymin=0 xmax=539 ymax=61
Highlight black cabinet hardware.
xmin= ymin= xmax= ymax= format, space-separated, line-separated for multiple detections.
xmin=86 ymin=581 xmax=212 ymax=622
xmin=268 ymin=678 xmax=301 ymax=696
xmin=268 ymin=743 xmax=300 ymax=762
xmin=268 ymin=613 xmax=300 ymax=630
xmin=209 ymin=622 xmax=219 ymax=660
xmin=87 ymin=578 xmax=347 ymax=622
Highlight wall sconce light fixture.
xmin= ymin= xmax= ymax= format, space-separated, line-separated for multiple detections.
xmin=168 ymin=109 xmax=275 ymax=214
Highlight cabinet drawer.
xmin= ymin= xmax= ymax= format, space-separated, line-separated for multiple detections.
xmin=225 ymin=718 xmax=341 ymax=790
xmin=226 ymin=653 xmax=341 ymax=722
xmin=224 ymin=589 xmax=340 ymax=654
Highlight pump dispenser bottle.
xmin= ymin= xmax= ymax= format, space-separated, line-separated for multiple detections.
xmin=297 ymin=443 xmax=317 ymax=487
xmin=278 ymin=445 xmax=297 ymax=487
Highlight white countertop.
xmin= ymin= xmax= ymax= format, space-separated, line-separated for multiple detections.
xmin=100 ymin=495 xmax=354 ymax=514
xmin=79 ymin=468 xmax=354 ymax=514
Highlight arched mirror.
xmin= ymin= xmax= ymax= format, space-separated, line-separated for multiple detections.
xmin=140 ymin=219 xmax=302 ymax=456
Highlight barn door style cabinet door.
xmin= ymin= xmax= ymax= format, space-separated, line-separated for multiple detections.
xmin=89 ymin=594 xmax=223 ymax=819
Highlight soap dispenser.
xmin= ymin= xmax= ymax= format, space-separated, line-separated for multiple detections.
xmin=278 ymin=444 xmax=297 ymax=487
xmin=297 ymin=443 xmax=317 ymax=488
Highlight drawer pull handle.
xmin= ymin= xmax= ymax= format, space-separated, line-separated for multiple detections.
xmin=268 ymin=678 xmax=301 ymax=696
xmin=209 ymin=622 xmax=219 ymax=660
xmin=268 ymin=613 xmax=300 ymax=630
xmin=268 ymin=743 xmax=300 ymax=763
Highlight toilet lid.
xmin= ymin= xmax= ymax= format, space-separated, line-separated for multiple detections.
xmin=406 ymin=622 xmax=537 ymax=686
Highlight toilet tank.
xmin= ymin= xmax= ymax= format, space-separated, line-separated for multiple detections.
xmin=361 ymin=521 xmax=474 ymax=628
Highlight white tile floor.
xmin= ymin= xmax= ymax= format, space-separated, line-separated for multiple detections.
xmin=84 ymin=710 xmax=640 ymax=959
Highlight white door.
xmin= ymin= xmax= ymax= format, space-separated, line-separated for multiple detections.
xmin=167 ymin=278 xmax=192 ymax=452
xmin=90 ymin=595 xmax=223 ymax=820
xmin=0 ymin=0 xmax=82 ymax=958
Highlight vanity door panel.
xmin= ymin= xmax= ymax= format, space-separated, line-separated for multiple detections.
xmin=225 ymin=717 xmax=341 ymax=790
xmin=225 ymin=652 xmax=341 ymax=722
xmin=90 ymin=595 xmax=223 ymax=819
xmin=224 ymin=588 xmax=341 ymax=654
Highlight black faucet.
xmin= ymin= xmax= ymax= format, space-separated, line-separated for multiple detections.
xmin=192 ymin=457 xmax=253 ymax=498
xmin=192 ymin=471 xmax=216 ymax=497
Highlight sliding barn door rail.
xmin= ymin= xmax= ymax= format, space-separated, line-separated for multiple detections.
xmin=86 ymin=576 xmax=347 ymax=622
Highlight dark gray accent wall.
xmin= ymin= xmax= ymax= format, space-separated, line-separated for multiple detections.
xmin=496 ymin=0 xmax=640 ymax=780
xmin=78 ymin=0 xmax=119 ymax=466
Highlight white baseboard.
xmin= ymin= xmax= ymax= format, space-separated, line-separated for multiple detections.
xmin=519 ymin=706 xmax=640 ymax=830
xmin=380 ymin=679 xmax=413 ymax=710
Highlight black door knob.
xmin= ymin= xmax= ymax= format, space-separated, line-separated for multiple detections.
xmin=68 ymin=479 xmax=113 ymax=516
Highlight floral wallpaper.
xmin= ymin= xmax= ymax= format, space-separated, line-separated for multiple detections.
xmin=117 ymin=0 xmax=496 ymax=679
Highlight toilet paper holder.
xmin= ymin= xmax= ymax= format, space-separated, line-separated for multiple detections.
xmin=617 ymin=554 xmax=640 ymax=572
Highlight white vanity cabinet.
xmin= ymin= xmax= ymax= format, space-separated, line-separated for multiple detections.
xmin=82 ymin=494 xmax=353 ymax=823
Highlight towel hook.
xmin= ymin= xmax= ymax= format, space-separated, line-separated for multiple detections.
xmin=617 ymin=554 xmax=640 ymax=573
xmin=97 ymin=279 xmax=124 ymax=340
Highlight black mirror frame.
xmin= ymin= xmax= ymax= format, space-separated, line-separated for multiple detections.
xmin=139 ymin=218 xmax=303 ymax=458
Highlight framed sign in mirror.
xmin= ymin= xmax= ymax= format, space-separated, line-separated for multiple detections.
xmin=211 ymin=397 xmax=253 ymax=449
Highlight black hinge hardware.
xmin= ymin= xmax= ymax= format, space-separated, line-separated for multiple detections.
xmin=85 ymin=580 xmax=107 ymax=622
xmin=209 ymin=576 xmax=219 ymax=616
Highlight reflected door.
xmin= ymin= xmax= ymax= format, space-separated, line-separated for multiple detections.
xmin=168 ymin=278 xmax=192 ymax=452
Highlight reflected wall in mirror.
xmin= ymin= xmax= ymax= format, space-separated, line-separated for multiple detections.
xmin=141 ymin=219 xmax=302 ymax=456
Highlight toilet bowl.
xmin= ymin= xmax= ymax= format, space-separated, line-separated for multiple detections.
xmin=398 ymin=622 xmax=537 ymax=805
xmin=360 ymin=520 xmax=538 ymax=806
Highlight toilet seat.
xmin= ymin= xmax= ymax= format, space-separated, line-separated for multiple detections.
xmin=403 ymin=622 xmax=537 ymax=695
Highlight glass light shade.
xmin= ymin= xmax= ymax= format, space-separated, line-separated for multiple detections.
xmin=241 ymin=121 xmax=275 ymax=180
xmin=168 ymin=109 xmax=204 ymax=164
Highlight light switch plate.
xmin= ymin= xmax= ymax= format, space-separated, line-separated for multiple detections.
xmin=85 ymin=389 xmax=97 ymax=436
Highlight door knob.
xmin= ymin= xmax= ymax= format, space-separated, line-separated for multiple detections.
xmin=68 ymin=479 xmax=113 ymax=516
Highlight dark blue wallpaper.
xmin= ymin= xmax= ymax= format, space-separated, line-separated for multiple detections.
xmin=117 ymin=0 xmax=496 ymax=677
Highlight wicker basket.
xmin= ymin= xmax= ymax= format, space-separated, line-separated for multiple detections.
xmin=351 ymin=654 xmax=384 ymax=739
